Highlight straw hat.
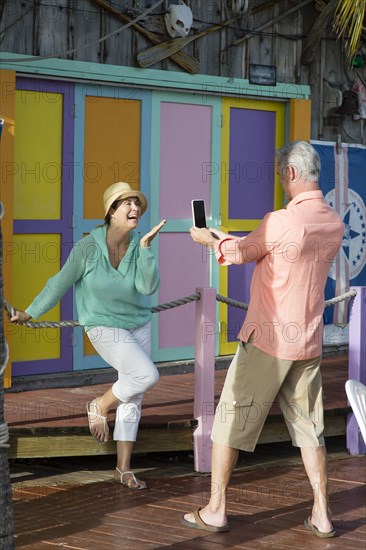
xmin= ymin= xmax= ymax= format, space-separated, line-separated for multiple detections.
xmin=103 ymin=182 xmax=148 ymax=217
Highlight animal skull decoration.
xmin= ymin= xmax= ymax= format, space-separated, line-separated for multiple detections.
xmin=165 ymin=1 xmax=193 ymax=38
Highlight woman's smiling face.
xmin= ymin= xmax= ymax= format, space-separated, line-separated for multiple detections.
xmin=112 ymin=197 xmax=142 ymax=230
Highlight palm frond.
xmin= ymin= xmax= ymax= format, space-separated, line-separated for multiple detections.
xmin=333 ymin=0 xmax=366 ymax=61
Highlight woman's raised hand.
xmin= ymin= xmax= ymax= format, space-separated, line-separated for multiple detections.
xmin=140 ymin=219 xmax=166 ymax=248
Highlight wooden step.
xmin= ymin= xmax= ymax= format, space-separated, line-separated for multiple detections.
xmin=6 ymin=354 xmax=350 ymax=459
xmin=7 ymin=409 xmax=348 ymax=459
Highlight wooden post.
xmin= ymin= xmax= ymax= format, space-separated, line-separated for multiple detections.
xmin=193 ymin=287 xmax=217 ymax=473
xmin=0 ymin=69 xmax=15 ymax=389
xmin=347 ymin=286 xmax=366 ymax=455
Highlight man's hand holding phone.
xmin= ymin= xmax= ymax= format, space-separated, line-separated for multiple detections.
xmin=190 ymin=226 xmax=218 ymax=248
xmin=191 ymin=199 xmax=221 ymax=244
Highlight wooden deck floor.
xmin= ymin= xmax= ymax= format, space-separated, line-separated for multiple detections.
xmin=10 ymin=440 xmax=366 ymax=549
xmin=5 ymin=354 xmax=351 ymax=458
xmin=7 ymin=353 xmax=365 ymax=548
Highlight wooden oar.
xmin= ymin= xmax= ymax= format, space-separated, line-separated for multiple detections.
xmin=137 ymin=20 xmax=231 ymax=69
xmin=91 ymin=0 xmax=200 ymax=74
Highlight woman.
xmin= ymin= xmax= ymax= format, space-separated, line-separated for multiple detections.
xmin=11 ymin=181 xmax=166 ymax=490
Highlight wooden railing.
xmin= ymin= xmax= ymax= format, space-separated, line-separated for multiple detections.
xmin=193 ymin=286 xmax=366 ymax=472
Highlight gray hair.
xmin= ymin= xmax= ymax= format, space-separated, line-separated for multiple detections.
xmin=276 ymin=141 xmax=321 ymax=183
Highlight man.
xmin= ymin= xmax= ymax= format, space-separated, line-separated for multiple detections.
xmin=183 ymin=141 xmax=344 ymax=538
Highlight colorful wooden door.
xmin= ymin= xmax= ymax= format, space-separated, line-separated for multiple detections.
xmin=11 ymin=78 xmax=74 ymax=375
xmin=150 ymin=91 xmax=221 ymax=362
xmin=72 ymin=84 xmax=152 ymax=370
xmin=219 ymin=98 xmax=285 ymax=355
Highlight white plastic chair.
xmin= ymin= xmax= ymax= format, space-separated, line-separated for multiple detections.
xmin=345 ymin=379 xmax=366 ymax=444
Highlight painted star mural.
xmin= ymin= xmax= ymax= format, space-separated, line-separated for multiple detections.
xmin=327 ymin=189 xmax=366 ymax=281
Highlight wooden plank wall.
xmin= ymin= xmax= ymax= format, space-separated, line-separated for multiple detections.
xmin=0 ymin=0 xmax=365 ymax=145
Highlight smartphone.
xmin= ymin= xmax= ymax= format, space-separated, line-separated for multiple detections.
xmin=192 ymin=199 xmax=207 ymax=228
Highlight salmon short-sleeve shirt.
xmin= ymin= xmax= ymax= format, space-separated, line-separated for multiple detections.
xmin=215 ymin=191 xmax=344 ymax=360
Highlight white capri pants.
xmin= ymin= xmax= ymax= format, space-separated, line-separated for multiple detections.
xmin=87 ymin=322 xmax=159 ymax=441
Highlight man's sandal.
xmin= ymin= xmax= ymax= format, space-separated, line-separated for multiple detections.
xmin=304 ymin=516 xmax=336 ymax=538
xmin=86 ymin=401 xmax=108 ymax=443
xmin=115 ymin=467 xmax=148 ymax=490
xmin=180 ymin=509 xmax=230 ymax=532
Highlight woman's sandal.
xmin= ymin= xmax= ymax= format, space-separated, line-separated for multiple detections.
xmin=86 ymin=401 xmax=108 ymax=443
xmin=115 ymin=467 xmax=148 ymax=490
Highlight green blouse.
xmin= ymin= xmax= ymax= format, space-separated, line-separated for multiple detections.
xmin=26 ymin=226 xmax=159 ymax=332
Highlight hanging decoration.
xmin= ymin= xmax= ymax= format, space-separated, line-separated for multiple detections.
xmin=164 ymin=1 xmax=193 ymax=38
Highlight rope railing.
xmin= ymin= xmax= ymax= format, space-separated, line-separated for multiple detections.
xmin=324 ymin=288 xmax=357 ymax=307
xmin=0 ymin=422 xmax=9 ymax=448
xmin=216 ymin=294 xmax=248 ymax=310
xmin=216 ymin=288 xmax=358 ymax=311
xmin=151 ymin=293 xmax=200 ymax=313
xmin=2 ymin=294 xmax=201 ymax=328
xmin=3 ymin=300 xmax=81 ymax=329
xmin=3 ymin=288 xmax=357 ymax=328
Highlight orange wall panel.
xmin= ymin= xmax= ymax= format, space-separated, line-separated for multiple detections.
xmin=289 ymin=99 xmax=311 ymax=142
xmin=84 ymin=97 xmax=141 ymax=220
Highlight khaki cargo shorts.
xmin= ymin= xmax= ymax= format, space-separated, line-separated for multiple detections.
xmin=211 ymin=340 xmax=325 ymax=452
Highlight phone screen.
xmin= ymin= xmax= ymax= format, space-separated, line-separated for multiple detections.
xmin=192 ymin=200 xmax=207 ymax=228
